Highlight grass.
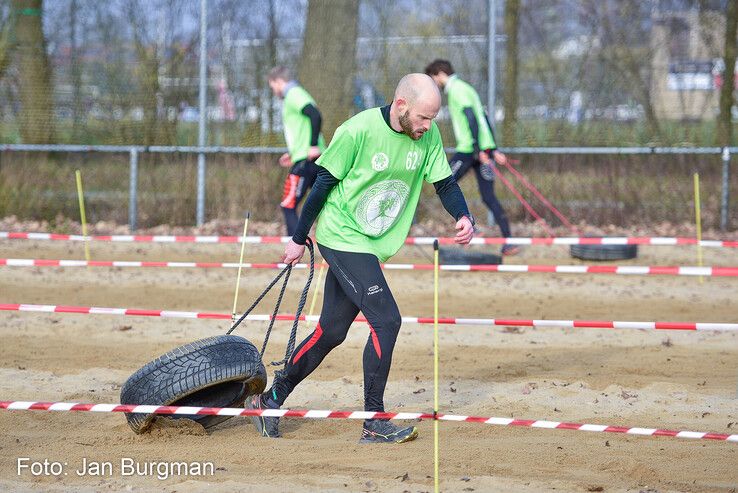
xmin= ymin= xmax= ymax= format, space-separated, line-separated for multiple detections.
xmin=0 ymin=136 xmax=733 ymax=230
xmin=2 ymin=120 xmax=737 ymax=147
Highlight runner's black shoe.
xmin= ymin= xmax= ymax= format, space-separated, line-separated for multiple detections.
xmin=359 ymin=419 xmax=418 ymax=444
xmin=246 ymin=394 xmax=281 ymax=438
xmin=501 ymin=244 xmax=521 ymax=256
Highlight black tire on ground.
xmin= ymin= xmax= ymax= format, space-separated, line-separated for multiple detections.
xmin=439 ymin=247 xmax=502 ymax=265
xmin=569 ymin=243 xmax=638 ymax=261
xmin=120 ymin=335 xmax=267 ymax=434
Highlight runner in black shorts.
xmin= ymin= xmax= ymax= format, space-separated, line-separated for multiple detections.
xmin=268 ymin=66 xmax=325 ymax=235
xmin=247 ymin=74 xmax=475 ymax=444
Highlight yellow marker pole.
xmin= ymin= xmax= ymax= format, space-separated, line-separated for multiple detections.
xmin=75 ymin=170 xmax=90 ymax=262
xmin=433 ymin=239 xmax=440 ymax=493
xmin=231 ymin=213 xmax=250 ymax=323
xmin=693 ymin=173 xmax=704 ymax=283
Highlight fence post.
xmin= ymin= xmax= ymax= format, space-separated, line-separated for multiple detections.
xmin=128 ymin=147 xmax=138 ymax=231
xmin=721 ymin=147 xmax=730 ymax=231
xmin=487 ymin=0 xmax=496 ymax=117
xmin=196 ymin=0 xmax=208 ymax=226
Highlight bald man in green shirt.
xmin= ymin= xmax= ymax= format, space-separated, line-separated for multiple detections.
xmin=247 ymin=73 xmax=475 ymax=443
xmin=425 ymin=59 xmax=520 ymax=256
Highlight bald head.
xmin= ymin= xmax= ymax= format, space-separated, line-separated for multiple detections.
xmin=394 ymin=73 xmax=441 ymax=108
xmin=389 ymin=73 xmax=442 ymax=140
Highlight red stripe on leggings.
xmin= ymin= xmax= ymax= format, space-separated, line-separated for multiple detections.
xmin=291 ymin=323 xmax=323 ymax=364
xmin=368 ymin=324 xmax=382 ymax=359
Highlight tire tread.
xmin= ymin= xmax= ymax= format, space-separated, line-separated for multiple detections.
xmin=120 ymin=335 xmax=267 ymax=433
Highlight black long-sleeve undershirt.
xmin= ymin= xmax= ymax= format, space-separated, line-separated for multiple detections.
xmin=291 ymin=168 xmax=338 ymax=245
xmin=464 ymin=108 xmax=501 ymax=154
xmin=463 ymin=107 xmax=480 ymax=154
xmin=300 ymin=103 xmax=322 ymax=147
xmin=483 ymin=112 xmax=498 ymax=151
xmin=433 ymin=174 xmax=471 ymax=222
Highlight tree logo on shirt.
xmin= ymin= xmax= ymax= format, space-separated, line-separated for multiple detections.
xmin=355 ymin=180 xmax=410 ymax=236
xmin=371 ymin=152 xmax=389 ymax=172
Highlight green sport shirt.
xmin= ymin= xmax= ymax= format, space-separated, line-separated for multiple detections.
xmin=315 ymin=107 xmax=451 ymax=262
xmin=282 ymin=85 xmax=326 ymax=162
xmin=445 ymin=74 xmax=496 ymax=153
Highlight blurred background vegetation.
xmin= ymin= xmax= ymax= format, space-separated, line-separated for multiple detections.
xmin=0 ymin=0 xmax=736 ymax=229
xmin=1 ymin=0 xmax=736 ymax=146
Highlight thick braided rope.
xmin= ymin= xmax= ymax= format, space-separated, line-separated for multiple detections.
xmin=259 ymin=265 xmax=292 ymax=359
xmin=273 ymin=238 xmax=315 ymax=368
xmin=225 ymin=264 xmax=291 ymax=335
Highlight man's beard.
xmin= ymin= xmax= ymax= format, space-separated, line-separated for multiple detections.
xmin=399 ymin=110 xmax=421 ymax=140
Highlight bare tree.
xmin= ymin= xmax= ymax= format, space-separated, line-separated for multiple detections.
xmin=13 ymin=0 xmax=55 ymax=143
xmin=298 ymin=0 xmax=359 ymax=140
xmin=87 ymin=2 xmax=131 ymax=142
xmin=366 ymin=0 xmax=392 ymax=99
xmin=502 ymin=0 xmax=520 ymax=144
xmin=124 ymin=0 xmax=163 ymax=145
xmin=68 ymin=0 xmax=83 ymax=141
xmin=520 ymin=3 xmax=573 ymax=138
xmin=0 ymin=1 xmax=13 ymax=81
xmin=121 ymin=0 xmax=197 ymax=145
xmin=587 ymin=0 xmax=661 ymax=138
xmin=717 ymin=0 xmax=737 ymax=146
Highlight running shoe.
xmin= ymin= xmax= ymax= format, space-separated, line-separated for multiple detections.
xmin=246 ymin=394 xmax=281 ymax=438
xmin=501 ymin=244 xmax=521 ymax=256
xmin=359 ymin=419 xmax=418 ymax=444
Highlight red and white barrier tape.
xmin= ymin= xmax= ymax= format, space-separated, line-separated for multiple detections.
xmin=2 ymin=303 xmax=736 ymax=331
xmin=2 ymin=231 xmax=737 ymax=248
xmin=3 ymin=257 xmax=738 ymax=277
xmin=1 ymin=401 xmax=735 ymax=443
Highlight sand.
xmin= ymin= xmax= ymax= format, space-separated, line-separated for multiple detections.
xmin=0 ymin=238 xmax=736 ymax=492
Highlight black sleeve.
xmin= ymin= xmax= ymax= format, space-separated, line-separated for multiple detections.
xmin=433 ymin=174 xmax=470 ymax=221
xmin=292 ymin=167 xmax=339 ymax=245
xmin=463 ymin=107 xmax=480 ymax=154
xmin=301 ymin=103 xmax=322 ymax=147
xmin=483 ymin=112 xmax=498 ymax=151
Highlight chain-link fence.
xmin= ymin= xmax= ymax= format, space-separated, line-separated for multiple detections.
xmin=0 ymin=0 xmax=736 ymax=230
xmin=0 ymin=145 xmax=734 ymax=231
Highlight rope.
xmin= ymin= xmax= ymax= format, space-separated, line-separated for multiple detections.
xmin=273 ymin=238 xmax=315 ymax=369
xmin=492 ymin=166 xmax=556 ymax=237
xmin=226 ymin=238 xmax=315 ymax=372
xmin=259 ymin=263 xmax=292 ymax=358
xmin=225 ymin=263 xmax=291 ymax=335
xmin=502 ymin=159 xmax=579 ymax=234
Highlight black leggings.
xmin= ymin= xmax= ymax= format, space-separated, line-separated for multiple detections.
xmin=449 ymin=152 xmax=512 ymax=237
xmin=268 ymin=243 xmax=401 ymax=412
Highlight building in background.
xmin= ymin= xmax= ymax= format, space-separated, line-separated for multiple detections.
xmin=651 ymin=8 xmax=736 ymax=120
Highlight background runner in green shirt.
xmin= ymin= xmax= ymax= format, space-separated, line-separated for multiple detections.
xmin=248 ymin=74 xmax=475 ymax=444
xmin=268 ymin=66 xmax=326 ymax=235
xmin=425 ymin=59 xmax=520 ymax=256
